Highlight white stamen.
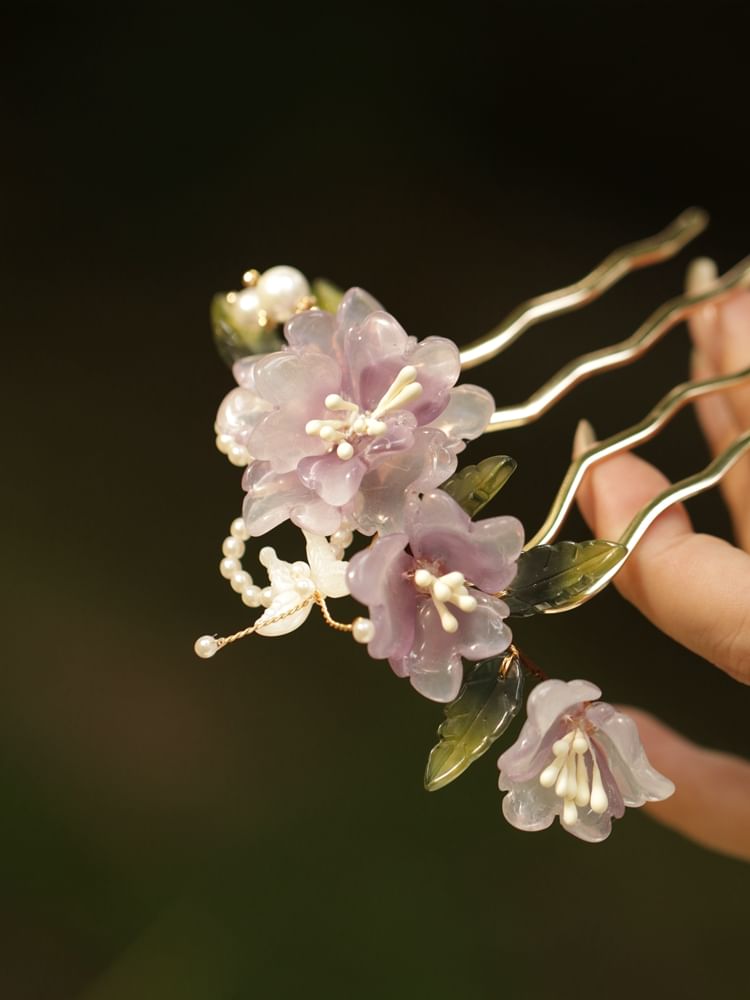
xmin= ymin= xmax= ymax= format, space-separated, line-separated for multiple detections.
xmin=590 ymin=758 xmax=609 ymax=814
xmin=563 ymin=798 xmax=579 ymax=826
xmin=414 ymin=568 xmax=477 ymax=632
xmin=575 ymin=751 xmax=590 ymax=807
xmin=540 ymin=755 xmax=566 ymax=788
xmin=336 ymin=441 xmax=354 ymax=460
xmin=552 ymin=732 xmax=575 ymax=757
xmin=555 ymin=764 xmax=569 ymax=799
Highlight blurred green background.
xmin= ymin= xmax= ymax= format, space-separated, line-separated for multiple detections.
xmin=4 ymin=3 xmax=750 ymax=998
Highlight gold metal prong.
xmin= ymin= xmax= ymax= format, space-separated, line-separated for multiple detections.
xmin=459 ymin=207 xmax=709 ymax=371
xmin=485 ymin=256 xmax=750 ymax=433
xmin=536 ymin=429 xmax=750 ymax=613
xmin=526 ymin=363 xmax=750 ymax=550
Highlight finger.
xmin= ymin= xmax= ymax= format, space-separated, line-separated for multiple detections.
xmin=686 ymin=258 xmax=750 ymax=429
xmin=622 ymin=707 xmax=750 ymax=862
xmin=691 ymin=349 xmax=750 ymax=551
xmin=573 ymin=438 xmax=750 ymax=684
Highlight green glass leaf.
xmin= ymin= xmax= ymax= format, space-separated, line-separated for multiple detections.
xmin=504 ymin=539 xmax=628 ymax=617
xmin=210 ymin=293 xmax=284 ymax=367
xmin=424 ymin=653 xmax=524 ymax=792
xmin=440 ymin=455 xmax=517 ymax=517
xmin=311 ymin=277 xmax=344 ymax=314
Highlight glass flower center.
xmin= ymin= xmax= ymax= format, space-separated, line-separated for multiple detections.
xmin=413 ymin=567 xmax=478 ymax=633
xmin=538 ymin=725 xmax=609 ymax=825
xmin=305 ymin=365 xmax=423 ymax=461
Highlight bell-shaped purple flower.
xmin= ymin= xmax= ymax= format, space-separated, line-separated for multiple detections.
xmin=215 ymin=288 xmax=495 ymax=537
xmin=497 ymin=679 xmax=675 ymax=842
xmin=346 ymin=490 xmax=524 ymax=702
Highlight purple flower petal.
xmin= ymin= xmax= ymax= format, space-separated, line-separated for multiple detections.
xmin=587 ymin=703 xmax=675 ymax=805
xmin=346 ymin=534 xmax=416 ymax=661
xmin=297 ymin=451 xmax=368 ymax=507
xmin=428 ymin=384 xmax=494 ymax=441
xmin=284 ymin=308 xmax=337 ymax=356
xmin=405 ymin=335 xmax=461 ymax=423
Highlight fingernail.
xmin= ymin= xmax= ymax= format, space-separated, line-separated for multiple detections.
xmin=686 ymin=256 xmax=718 ymax=295
xmin=572 ymin=418 xmax=597 ymax=458
xmin=686 ymin=257 xmax=722 ymax=366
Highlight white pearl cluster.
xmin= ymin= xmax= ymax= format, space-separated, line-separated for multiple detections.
xmin=215 ymin=433 xmax=251 ymax=468
xmin=217 ymin=516 xmax=272 ymax=609
xmin=329 ymin=524 xmax=354 ymax=561
xmin=225 ymin=265 xmax=311 ymax=338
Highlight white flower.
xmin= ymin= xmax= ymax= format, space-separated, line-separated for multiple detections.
xmin=254 ymin=532 xmax=349 ymax=636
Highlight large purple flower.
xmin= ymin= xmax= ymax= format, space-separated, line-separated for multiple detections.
xmin=346 ymin=490 xmax=524 ymax=702
xmin=214 ymin=288 xmax=494 ymax=537
xmin=497 ymin=680 xmax=675 ymax=842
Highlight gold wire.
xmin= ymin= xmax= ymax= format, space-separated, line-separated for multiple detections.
xmin=215 ymin=596 xmax=316 ymax=649
xmin=537 ymin=429 xmax=750 ymax=613
xmin=458 ymin=207 xmax=708 ymax=371
xmin=484 ymin=258 xmax=750 ymax=431
xmin=316 ymin=594 xmax=354 ymax=632
xmin=526 ymin=363 xmax=750 ymax=549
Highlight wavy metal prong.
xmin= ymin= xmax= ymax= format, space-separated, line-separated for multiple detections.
xmin=459 ymin=207 xmax=708 ymax=371
xmin=485 ymin=257 xmax=750 ymax=432
xmin=526 ymin=363 xmax=750 ymax=549
xmin=541 ymin=429 xmax=750 ymax=613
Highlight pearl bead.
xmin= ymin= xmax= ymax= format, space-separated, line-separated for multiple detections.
xmin=222 ymin=535 xmax=245 ymax=559
xmin=220 ymin=557 xmax=241 ymax=579
xmin=228 ymin=443 xmax=250 ymax=467
xmin=260 ymin=586 xmax=274 ymax=607
xmin=257 ymin=266 xmax=310 ymax=322
xmin=230 ymin=517 xmax=250 ymax=541
xmin=352 ymin=617 xmax=375 ymax=644
xmin=216 ymin=433 xmax=233 ymax=454
xmin=231 ymin=570 xmax=252 ymax=593
xmin=226 ymin=287 xmax=263 ymax=334
xmin=296 ymin=577 xmax=315 ymax=598
xmin=194 ymin=635 xmax=219 ymax=658
xmin=332 ymin=528 xmax=353 ymax=548
xmin=242 ymin=585 xmax=262 ymax=608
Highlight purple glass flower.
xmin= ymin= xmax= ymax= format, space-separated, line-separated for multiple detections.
xmin=346 ymin=490 xmax=524 ymax=702
xmin=214 ymin=288 xmax=495 ymax=537
xmin=497 ymin=680 xmax=675 ymax=842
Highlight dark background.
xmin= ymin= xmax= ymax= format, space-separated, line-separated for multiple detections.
xmin=4 ymin=3 xmax=750 ymax=998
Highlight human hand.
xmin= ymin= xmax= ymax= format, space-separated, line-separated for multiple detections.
xmin=574 ymin=258 xmax=750 ymax=861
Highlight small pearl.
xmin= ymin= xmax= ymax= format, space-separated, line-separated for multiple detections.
xmin=231 ymin=570 xmax=252 ymax=593
xmin=216 ymin=433 xmax=233 ymax=454
xmin=220 ymin=557 xmax=241 ymax=579
xmin=230 ymin=517 xmax=250 ymax=541
xmin=228 ymin=443 xmax=249 ymax=467
xmin=260 ymin=586 xmax=274 ymax=607
xmin=242 ymin=585 xmax=262 ymax=607
xmin=257 ymin=265 xmax=310 ymax=322
xmin=194 ymin=635 xmax=219 ymax=658
xmin=222 ymin=535 xmax=245 ymax=559
xmin=296 ymin=577 xmax=315 ymax=598
xmin=331 ymin=528 xmax=353 ymax=548
xmin=226 ymin=286 xmax=263 ymax=335
xmin=352 ymin=617 xmax=375 ymax=644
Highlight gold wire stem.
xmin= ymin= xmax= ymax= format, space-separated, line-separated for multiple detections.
xmin=526 ymin=363 xmax=750 ymax=549
xmin=541 ymin=430 xmax=750 ymax=613
xmin=215 ymin=597 xmax=316 ymax=649
xmin=484 ymin=258 xmax=750 ymax=432
xmin=458 ymin=207 xmax=708 ymax=371
xmin=316 ymin=594 xmax=354 ymax=632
